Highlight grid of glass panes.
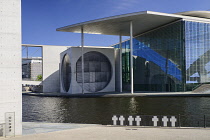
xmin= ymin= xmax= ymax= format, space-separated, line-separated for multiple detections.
xmin=113 ymin=41 xmax=131 ymax=90
xmin=133 ymin=21 xmax=184 ymax=91
xmin=113 ymin=21 xmax=185 ymax=92
xmin=185 ymin=21 xmax=210 ymax=90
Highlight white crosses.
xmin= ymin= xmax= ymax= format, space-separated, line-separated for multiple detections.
xmin=135 ymin=116 xmax=141 ymax=126
xmin=119 ymin=115 xmax=125 ymax=125
xmin=170 ymin=116 xmax=177 ymax=127
xmin=128 ymin=116 xmax=134 ymax=126
xmin=152 ymin=116 xmax=159 ymax=126
xmin=162 ymin=116 xmax=169 ymax=127
xmin=111 ymin=115 xmax=177 ymax=127
xmin=112 ymin=115 xmax=118 ymax=125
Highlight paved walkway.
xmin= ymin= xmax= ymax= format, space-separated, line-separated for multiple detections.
xmin=23 ymin=91 xmax=210 ymax=98
xmin=1 ymin=122 xmax=210 ymax=140
xmin=22 ymin=122 xmax=97 ymax=135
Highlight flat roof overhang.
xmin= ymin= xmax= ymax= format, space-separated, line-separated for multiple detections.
xmin=56 ymin=11 xmax=208 ymax=36
xmin=57 ymin=11 xmax=182 ymax=36
xmin=176 ymin=11 xmax=210 ymax=19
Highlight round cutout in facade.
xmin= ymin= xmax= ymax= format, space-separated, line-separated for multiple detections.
xmin=76 ymin=51 xmax=112 ymax=92
xmin=61 ymin=54 xmax=71 ymax=92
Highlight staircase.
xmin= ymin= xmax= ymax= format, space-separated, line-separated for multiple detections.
xmin=193 ymin=84 xmax=210 ymax=93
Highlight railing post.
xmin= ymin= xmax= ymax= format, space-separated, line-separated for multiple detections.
xmin=204 ymin=115 xmax=206 ymax=128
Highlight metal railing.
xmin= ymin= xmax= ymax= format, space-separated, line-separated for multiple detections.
xmin=178 ymin=114 xmax=208 ymax=128
xmin=111 ymin=114 xmax=209 ymax=128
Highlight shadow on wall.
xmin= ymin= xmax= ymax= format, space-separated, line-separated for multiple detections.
xmin=22 ymin=70 xmax=60 ymax=93
xmin=41 ymin=70 xmax=60 ymax=93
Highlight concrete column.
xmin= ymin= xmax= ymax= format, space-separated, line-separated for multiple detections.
xmin=26 ymin=46 xmax=29 ymax=58
xmin=0 ymin=0 xmax=22 ymax=135
xmin=81 ymin=26 xmax=84 ymax=94
xmin=130 ymin=21 xmax=134 ymax=94
xmin=119 ymin=34 xmax=122 ymax=93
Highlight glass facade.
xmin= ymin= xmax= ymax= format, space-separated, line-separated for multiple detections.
xmin=113 ymin=20 xmax=210 ymax=92
xmin=185 ymin=21 xmax=210 ymax=90
xmin=113 ymin=21 xmax=185 ymax=92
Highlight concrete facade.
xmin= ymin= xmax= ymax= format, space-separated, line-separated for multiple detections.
xmin=60 ymin=47 xmax=115 ymax=94
xmin=42 ymin=45 xmax=68 ymax=93
xmin=0 ymin=0 xmax=22 ymax=135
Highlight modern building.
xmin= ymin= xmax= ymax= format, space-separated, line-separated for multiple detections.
xmin=60 ymin=46 xmax=115 ymax=94
xmin=57 ymin=11 xmax=210 ymax=93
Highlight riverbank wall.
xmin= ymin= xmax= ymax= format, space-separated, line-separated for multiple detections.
xmin=22 ymin=91 xmax=210 ymax=98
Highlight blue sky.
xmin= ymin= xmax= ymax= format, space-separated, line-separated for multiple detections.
xmin=22 ymin=0 xmax=210 ymax=47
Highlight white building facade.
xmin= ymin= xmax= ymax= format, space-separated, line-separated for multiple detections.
xmin=60 ymin=46 xmax=115 ymax=94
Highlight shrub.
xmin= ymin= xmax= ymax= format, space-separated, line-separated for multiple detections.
xmin=36 ymin=74 xmax=42 ymax=81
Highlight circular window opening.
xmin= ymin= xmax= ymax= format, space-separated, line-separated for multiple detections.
xmin=61 ymin=54 xmax=71 ymax=92
xmin=76 ymin=51 xmax=112 ymax=92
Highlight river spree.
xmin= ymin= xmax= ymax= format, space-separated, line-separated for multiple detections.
xmin=23 ymin=95 xmax=210 ymax=127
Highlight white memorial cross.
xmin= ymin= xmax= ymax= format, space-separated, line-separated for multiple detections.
xmin=112 ymin=115 xmax=118 ymax=125
xmin=119 ymin=115 xmax=125 ymax=126
xmin=152 ymin=116 xmax=159 ymax=126
xmin=170 ymin=116 xmax=177 ymax=127
xmin=135 ymin=116 xmax=141 ymax=126
xmin=162 ymin=116 xmax=169 ymax=127
xmin=128 ymin=116 xmax=134 ymax=126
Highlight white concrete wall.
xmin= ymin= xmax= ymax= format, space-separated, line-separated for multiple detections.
xmin=42 ymin=45 xmax=68 ymax=92
xmin=0 ymin=0 xmax=22 ymax=135
xmin=60 ymin=47 xmax=115 ymax=94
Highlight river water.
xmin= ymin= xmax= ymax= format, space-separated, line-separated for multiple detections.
xmin=22 ymin=95 xmax=210 ymax=127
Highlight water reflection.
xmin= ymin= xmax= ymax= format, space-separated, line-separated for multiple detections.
xmin=129 ymin=97 xmax=138 ymax=114
xmin=23 ymin=96 xmax=210 ymax=126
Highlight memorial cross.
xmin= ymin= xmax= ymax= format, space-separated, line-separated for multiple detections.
xmin=135 ymin=116 xmax=141 ymax=126
xmin=152 ymin=116 xmax=159 ymax=126
xmin=112 ymin=115 xmax=118 ymax=125
xmin=128 ymin=116 xmax=134 ymax=126
xmin=170 ymin=116 xmax=177 ymax=127
xmin=162 ymin=116 xmax=169 ymax=127
xmin=119 ymin=115 xmax=125 ymax=126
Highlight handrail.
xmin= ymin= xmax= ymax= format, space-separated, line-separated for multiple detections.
xmin=192 ymin=82 xmax=210 ymax=91
xmin=192 ymin=83 xmax=204 ymax=91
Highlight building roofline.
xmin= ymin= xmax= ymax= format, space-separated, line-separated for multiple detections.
xmin=56 ymin=11 xmax=148 ymax=31
xmin=56 ymin=11 xmax=210 ymax=36
xmin=22 ymin=44 xmax=110 ymax=48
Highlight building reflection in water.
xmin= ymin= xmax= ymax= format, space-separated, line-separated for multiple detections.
xmin=23 ymin=96 xmax=210 ymax=127
xmin=128 ymin=97 xmax=139 ymax=115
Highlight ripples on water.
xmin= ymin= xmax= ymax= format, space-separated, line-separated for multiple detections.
xmin=23 ymin=95 xmax=210 ymax=127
